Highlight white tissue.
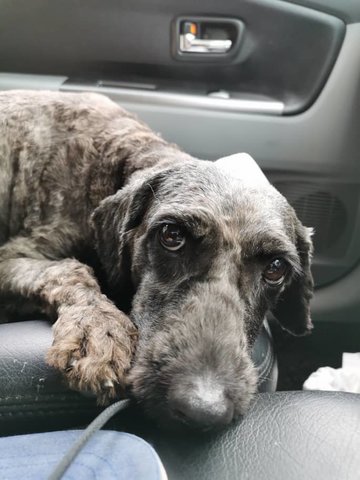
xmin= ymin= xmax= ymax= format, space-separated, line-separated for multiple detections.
xmin=303 ymin=352 xmax=360 ymax=393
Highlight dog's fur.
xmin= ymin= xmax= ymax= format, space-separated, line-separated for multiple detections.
xmin=0 ymin=91 xmax=313 ymax=428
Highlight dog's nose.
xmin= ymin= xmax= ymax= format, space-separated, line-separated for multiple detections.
xmin=169 ymin=377 xmax=234 ymax=428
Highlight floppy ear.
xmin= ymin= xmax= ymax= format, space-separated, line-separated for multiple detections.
xmin=271 ymin=222 xmax=314 ymax=336
xmin=91 ymin=170 xmax=168 ymax=295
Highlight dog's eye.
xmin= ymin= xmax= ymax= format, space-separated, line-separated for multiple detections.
xmin=159 ymin=224 xmax=186 ymax=251
xmin=263 ymin=258 xmax=288 ymax=285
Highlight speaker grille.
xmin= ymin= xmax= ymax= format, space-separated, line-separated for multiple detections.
xmin=273 ymin=181 xmax=353 ymax=258
xmin=292 ymin=191 xmax=347 ymax=254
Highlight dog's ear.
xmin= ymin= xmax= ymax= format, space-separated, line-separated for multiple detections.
xmin=91 ymin=170 xmax=167 ymax=291
xmin=271 ymin=221 xmax=314 ymax=336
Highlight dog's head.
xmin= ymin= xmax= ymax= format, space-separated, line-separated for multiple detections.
xmin=92 ymin=154 xmax=313 ymax=430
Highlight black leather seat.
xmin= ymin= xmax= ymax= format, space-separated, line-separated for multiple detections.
xmin=132 ymin=391 xmax=360 ymax=480
xmin=2 ymin=320 xmax=359 ymax=480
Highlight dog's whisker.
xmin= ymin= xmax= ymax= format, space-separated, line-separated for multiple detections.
xmin=146 ymin=182 xmax=159 ymax=202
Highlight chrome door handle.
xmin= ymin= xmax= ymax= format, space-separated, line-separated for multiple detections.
xmin=180 ymin=32 xmax=232 ymax=54
xmin=174 ymin=17 xmax=244 ymax=60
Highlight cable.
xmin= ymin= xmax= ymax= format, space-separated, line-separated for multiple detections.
xmin=48 ymin=398 xmax=131 ymax=480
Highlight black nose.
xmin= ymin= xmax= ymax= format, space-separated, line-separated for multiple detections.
xmin=169 ymin=380 xmax=234 ymax=429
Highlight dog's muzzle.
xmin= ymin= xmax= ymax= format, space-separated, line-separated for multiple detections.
xmin=168 ymin=374 xmax=234 ymax=429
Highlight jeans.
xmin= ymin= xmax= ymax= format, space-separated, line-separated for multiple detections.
xmin=0 ymin=430 xmax=167 ymax=479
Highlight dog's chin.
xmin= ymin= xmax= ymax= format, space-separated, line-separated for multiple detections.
xmin=127 ymin=377 xmax=255 ymax=432
xmin=128 ymin=394 xmax=240 ymax=433
xmin=127 ymin=355 xmax=258 ymax=431
xmin=156 ymin=413 xmax=238 ymax=434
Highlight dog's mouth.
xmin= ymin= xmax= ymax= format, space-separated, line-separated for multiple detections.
xmin=126 ymin=357 xmax=254 ymax=431
xmin=126 ymin=302 xmax=258 ymax=431
xmin=170 ymin=407 xmax=238 ymax=432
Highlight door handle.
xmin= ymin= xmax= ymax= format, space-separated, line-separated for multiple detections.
xmin=175 ymin=18 xmax=244 ymax=58
xmin=180 ymin=32 xmax=232 ymax=54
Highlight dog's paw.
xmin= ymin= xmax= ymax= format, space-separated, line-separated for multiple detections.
xmin=46 ymin=301 xmax=138 ymax=404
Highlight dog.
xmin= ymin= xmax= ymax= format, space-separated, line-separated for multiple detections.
xmin=0 ymin=90 xmax=313 ymax=429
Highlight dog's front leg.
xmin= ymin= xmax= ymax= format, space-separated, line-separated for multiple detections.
xmin=0 ymin=240 xmax=137 ymax=403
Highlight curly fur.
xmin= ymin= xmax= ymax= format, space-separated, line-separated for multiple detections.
xmin=0 ymin=90 xmax=313 ymax=428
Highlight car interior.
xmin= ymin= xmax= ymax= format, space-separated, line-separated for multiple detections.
xmin=0 ymin=1 xmax=359 ymax=479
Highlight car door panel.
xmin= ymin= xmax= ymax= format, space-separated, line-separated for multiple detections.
xmin=0 ymin=0 xmax=359 ymax=324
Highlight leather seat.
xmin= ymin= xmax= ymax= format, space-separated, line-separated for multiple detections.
xmin=1 ymin=320 xmax=359 ymax=479
xmin=0 ymin=319 xmax=276 ymax=436
xmin=133 ymin=391 xmax=360 ymax=480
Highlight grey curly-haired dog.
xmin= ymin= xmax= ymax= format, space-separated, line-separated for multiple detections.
xmin=0 ymin=90 xmax=313 ymax=429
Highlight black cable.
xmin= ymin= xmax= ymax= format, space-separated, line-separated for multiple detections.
xmin=48 ymin=398 xmax=131 ymax=480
